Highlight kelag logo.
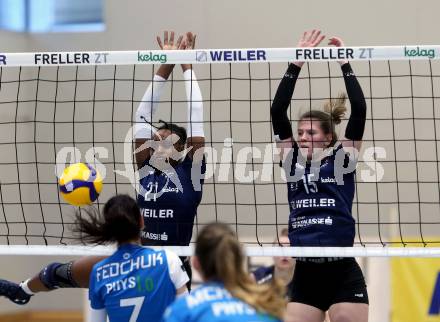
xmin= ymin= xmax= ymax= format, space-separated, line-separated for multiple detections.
xmin=404 ymin=46 xmax=435 ymax=59
xmin=0 ymin=54 xmax=6 ymax=65
xmin=137 ymin=51 xmax=167 ymax=63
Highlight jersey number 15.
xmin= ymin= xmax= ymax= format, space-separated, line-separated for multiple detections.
xmin=302 ymin=174 xmax=318 ymax=194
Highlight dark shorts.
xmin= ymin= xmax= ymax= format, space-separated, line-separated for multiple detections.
xmin=288 ymin=257 xmax=368 ymax=311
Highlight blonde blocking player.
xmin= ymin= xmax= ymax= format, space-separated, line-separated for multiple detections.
xmin=270 ymin=30 xmax=368 ymax=322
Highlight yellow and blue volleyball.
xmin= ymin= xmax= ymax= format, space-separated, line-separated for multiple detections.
xmin=58 ymin=163 xmax=103 ymax=206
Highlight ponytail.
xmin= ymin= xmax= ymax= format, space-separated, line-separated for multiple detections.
xmin=196 ymin=223 xmax=286 ymax=320
xmin=323 ymin=93 xmax=347 ymax=125
xmin=72 ymin=194 xmax=141 ymax=245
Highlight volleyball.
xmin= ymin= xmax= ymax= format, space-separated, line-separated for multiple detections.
xmin=58 ymin=163 xmax=103 ymax=206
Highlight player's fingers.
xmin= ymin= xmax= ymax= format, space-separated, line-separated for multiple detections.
xmin=314 ymin=34 xmax=325 ymax=47
xmin=310 ymin=30 xmax=321 ymax=44
xmin=164 ymin=30 xmax=168 ymax=45
xmin=192 ymin=34 xmax=197 ymax=49
xmin=169 ymin=31 xmax=175 ymax=46
xmin=176 ymin=35 xmax=184 ymax=49
xmin=156 ymin=36 xmax=163 ymax=49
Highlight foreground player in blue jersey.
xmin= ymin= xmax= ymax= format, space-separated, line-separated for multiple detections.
xmin=0 ymin=31 xmax=204 ymax=304
xmin=271 ymin=30 xmax=368 ymax=322
xmin=162 ymin=223 xmax=285 ymax=322
xmin=76 ymin=194 xmax=188 ymax=322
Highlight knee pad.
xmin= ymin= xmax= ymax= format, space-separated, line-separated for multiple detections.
xmin=39 ymin=262 xmax=79 ymax=290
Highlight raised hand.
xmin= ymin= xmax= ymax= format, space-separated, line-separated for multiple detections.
xmin=294 ymin=29 xmax=325 ymax=67
xmin=297 ymin=29 xmax=325 ymax=48
xmin=181 ymin=32 xmax=197 ymax=71
xmin=184 ymin=32 xmax=197 ymax=50
xmin=156 ymin=31 xmax=184 ymax=51
xmin=328 ymin=36 xmax=348 ymax=65
xmin=155 ymin=31 xmax=184 ymax=77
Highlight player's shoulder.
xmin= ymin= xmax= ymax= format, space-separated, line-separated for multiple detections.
xmin=91 ymin=254 xmax=113 ymax=272
xmin=178 ymin=154 xmax=205 ymax=172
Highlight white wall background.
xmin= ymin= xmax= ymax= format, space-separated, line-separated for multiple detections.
xmin=0 ymin=0 xmax=439 ymax=320
xmin=1 ymin=0 xmax=439 ymax=53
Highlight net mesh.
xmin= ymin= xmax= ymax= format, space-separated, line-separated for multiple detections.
xmin=1 ymin=57 xmax=440 ymax=251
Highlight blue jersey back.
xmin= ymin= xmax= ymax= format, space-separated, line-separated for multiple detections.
xmin=89 ymin=244 xmax=187 ymax=322
xmin=162 ymin=283 xmax=281 ymax=322
xmin=286 ymin=144 xmax=356 ymax=247
xmin=137 ymin=156 xmax=205 ymax=246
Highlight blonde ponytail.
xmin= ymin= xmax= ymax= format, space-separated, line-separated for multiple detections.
xmin=323 ymin=93 xmax=347 ymax=125
xmin=196 ymin=223 xmax=286 ymax=320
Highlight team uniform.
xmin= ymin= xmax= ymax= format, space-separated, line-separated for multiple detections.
xmin=286 ymin=143 xmax=355 ymax=247
xmin=285 ymin=143 xmax=368 ymax=310
xmin=162 ymin=282 xmax=281 ymax=322
xmin=272 ymin=62 xmax=368 ymax=311
xmin=136 ymin=156 xmax=205 ymax=289
xmin=137 ymin=156 xmax=205 ymax=247
xmin=89 ymin=244 xmax=188 ymax=322
xmin=134 ymin=69 xmax=205 ymax=289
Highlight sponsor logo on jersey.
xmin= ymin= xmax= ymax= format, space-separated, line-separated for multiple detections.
xmin=141 ymin=208 xmax=174 ymax=219
xmin=162 ymin=187 xmax=179 ymax=193
xmin=320 ymin=177 xmax=336 ymax=183
xmin=103 ymin=275 xmax=155 ymax=294
xmin=291 ymin=198 xmax=336 ymax=209
xmin=141 ymin=230 xmax=169 ymax=241
xmin=290 ymin=215 xmax=333 ymax=229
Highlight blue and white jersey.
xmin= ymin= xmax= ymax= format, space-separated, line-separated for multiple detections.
xmin=286 ymin=143 xmax=356 ymax=247
xmin=162 ymin=282 xmax=281 ymax=322
xmin=137 ymin=156 xmax=205 ymax=246
xmin=89 ymin=244 xmax=189 ymax=322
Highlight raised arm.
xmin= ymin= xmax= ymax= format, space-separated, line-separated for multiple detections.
xmin=271 ymin=30 xmax=325 ymax=159
xmin=329 ymin=37 xmax=367 ymax=151
xmin=134 ymin=31 xmax=184 ymax=169
xmin=181 ymin=32 xmax=205 ymax=162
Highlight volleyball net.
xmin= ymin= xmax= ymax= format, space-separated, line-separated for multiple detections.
xmin=1 ymin=46 xmax=440 ymax=257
